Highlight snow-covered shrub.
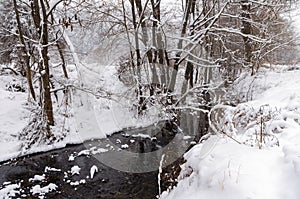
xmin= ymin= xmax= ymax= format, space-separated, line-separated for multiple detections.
xmin=209 ymin=104 xmax=238 ymax=138
xmin=6 ymin=82 xmax=26 ymax=93
xmin=19 ymin=105 xmax=64 ymax=152
xmin=211 ymin=104 xmax=280 ymax=148
xmin=210 ymin=104 xmax=284 ymax=148
xmin=235 ymin=105 xmax=280 ymax=148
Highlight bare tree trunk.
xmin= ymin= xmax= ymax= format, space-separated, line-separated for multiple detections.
xmin=13 ymin=0 xmax=36 ymax=101
xmin=121 ymin=0 xmax=136 ymax=75
xmin=169 ymin=0 xmax=193 ymax=93
xmin=241 ymin=0 xmax=253 ymax=74
xmin=40 ymin=0 xmax=54 ymax=126
xmin=149 ymin=0 xmax=161 ymax=95
xmin=181 ymin=60 xmax=194 ymax=104
xmin=130 ymin=0 xmax=145 ymax=113
xmin=181 ymin=2 xmax=196 ymax=102
xmin=56 ymin=41 xmax=68 ymax=79
xmin=31 ymin=0 xmax=41 ymax=32
xmin=135 ymin=0 xmax=152 ymax=62
xmin=151 ymin=0 xmax=166 ymax=90
xmin=164 ymin=49 xmax=170 ymax=87
xmin=136 ymin=0 xmax=160 ymax=98
xmin=157 ymin=31 xmax=166 ymax=90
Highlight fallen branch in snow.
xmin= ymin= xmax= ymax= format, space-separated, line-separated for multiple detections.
xmin=172 ymin=106 xmax=210 ymax=113
xmin=209 ymin=104 xmax=242 ymax=144
xmin=174 ymin=81 xmax=224 ymax=106
xmin=1 ymin=67 xmax=19 ymax=76
xmin=220 ymin=130 xmax=242 ymax=145
xmin=50 ymin=83 xmax=114 ymax=101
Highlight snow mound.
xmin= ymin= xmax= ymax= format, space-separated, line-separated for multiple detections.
xmin=90 ymin=165 xmax=98 ymax=179
xmin=0 ymin=183 xmax=20 ymax=199
xmin=30 ymin=183 xmax=58 ymax=196
xmin=162 ymin=68 xmax=300 ymax=199
xmin=71 ymin=165 xmax=81 ymax=175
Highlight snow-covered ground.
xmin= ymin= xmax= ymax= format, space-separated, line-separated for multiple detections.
xmin=0 ymin=61 xmax=163 ymax=162
xmin=0 ymin=1 xmax=300 ymax=197
xmin=73 ymin=63 xmax=163 ymax=142
xmin=0 ymin=74 xmax=30 ymax=162
xmin=161 ymin=66 xmax=300 ymax=199
xmin=0 ymin=66 xmax=81 ymax=162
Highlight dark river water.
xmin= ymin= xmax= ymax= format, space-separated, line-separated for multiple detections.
xmin=0 ymin=110 xmax=207 ymax=199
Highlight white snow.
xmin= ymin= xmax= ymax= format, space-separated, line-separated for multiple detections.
xmin=44 ymin=166 xmax=61 ymax=172
xmin=116 ymin=139 xmax=121 ymax=144
xmin=69 ymin=179 xmax=86 ymax=186
xmin=0 ymin=183 xmax=20 ymax=199
xmin=183 ymin=136 xmax=192 ymax=140
xmin=90 ymin=165 xmax=98 ymax=179
xmin=70 ymin=181 xmax=80 ymax=186
xmin=161 ymin=67 xmax=300 ymax=199
xmin=0 ymin=74 xmax=29 ymax=162
xmin=91 ymin=147 xmax=108 ymax=155
xmin=0 ymin=62 xmax=161 ymax=163
xmin=70 ymin=165 xmax=81 ymax=175
xmin=68 ymin=154 xmax=75 ymax=161
xmin=130 ymin=139 xmax=135 ymax=143
xmin=77 ymin=149 xmax=90 ymax=156
xmin=131 ymin=133 xmax=152 ymax=139
xmin=29 ymin=174 xmax=46 ymax=182
xmin=30 ymin=183 xmax=57 ymax=195
xmin=0 ymin=2 xmax=299 ymax=199
xmin=121 ymin=144 xmax=129 ymax=149
xmin=77 ymin=147 xmax=109 ymax=157
xmin=72 ymin=63 xmax=163 ymax=142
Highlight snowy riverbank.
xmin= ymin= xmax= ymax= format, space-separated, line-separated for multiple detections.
xmin=0 ymin=63 xmax=161 ymax=162
xmin=161 ymin=66 xmax=300 ymax=199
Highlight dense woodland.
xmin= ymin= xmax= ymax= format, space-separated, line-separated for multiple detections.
xmin=0 ymin=0 xmax=299 ymax=146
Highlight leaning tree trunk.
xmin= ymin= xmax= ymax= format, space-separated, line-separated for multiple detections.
xmin=56 ymin=41 xmax=68 ymax=79
xmin=13 ymin=0 xmax=36 ymax=101
xmin=181 ymin=2 xmax=197 ymax=104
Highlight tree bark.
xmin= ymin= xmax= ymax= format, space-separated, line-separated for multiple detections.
xmin=135 ymin=0 xmax=152 ymax=62
xmin=56 ymin=41 xmax=68 ymax=79
xmin=169 ymin=0 xmax=193 ymax=93
xmin=122 ymin=0 xmax=136 ymax=75
xmin=130 ymin=0 xmax=145 ymax=113
xmin=241 ymin=0 xmax=253 ymax=74
xmin=40 ymin=0 xmax=54 ymax=126
xmin=13 ymin=0 xmax=36 ymax=101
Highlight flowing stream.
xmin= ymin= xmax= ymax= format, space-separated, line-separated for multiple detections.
xmin=0 ymin=110 xmax=208 ymax=199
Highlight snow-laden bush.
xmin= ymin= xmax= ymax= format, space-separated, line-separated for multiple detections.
xmin=209 ymin=103 xmax=300 ymax=148
xmin=18 ymin=105 xmax=65 ymax=152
